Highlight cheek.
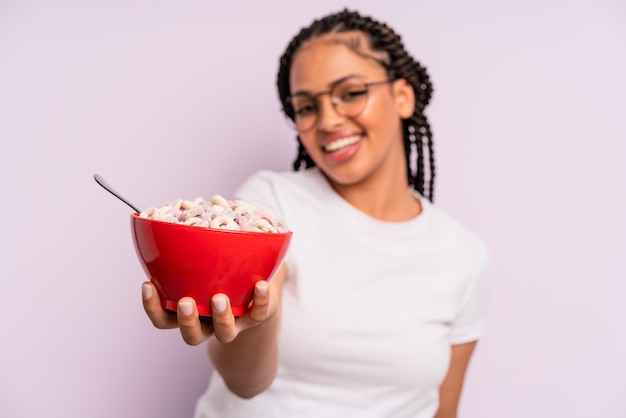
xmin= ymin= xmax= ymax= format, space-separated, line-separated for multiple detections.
xmin=299 ymin=133 xmax=319 ymax=155
xmin=359 ymin=99 xmax=404 ymax=138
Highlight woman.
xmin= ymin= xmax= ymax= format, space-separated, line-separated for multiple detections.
xmin=142 ymin=9 xmax=490 ymax=417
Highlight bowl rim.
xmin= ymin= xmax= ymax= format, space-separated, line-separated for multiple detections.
xmin=131 ymin=212 xmax=293 ymax=236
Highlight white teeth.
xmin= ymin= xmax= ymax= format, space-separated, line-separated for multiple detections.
xmin=324 ymin=135 xmax=362 ymax=153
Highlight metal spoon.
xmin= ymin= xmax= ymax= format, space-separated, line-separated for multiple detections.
xmin=93 ymin=174 xmax=141 ymax=213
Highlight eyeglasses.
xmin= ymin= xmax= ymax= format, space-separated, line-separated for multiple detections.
xmin=286 ymin=77 xmax=392 ymax=133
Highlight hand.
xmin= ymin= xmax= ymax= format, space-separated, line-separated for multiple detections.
xmin=141 ymin=275 xmax=281 ymax=346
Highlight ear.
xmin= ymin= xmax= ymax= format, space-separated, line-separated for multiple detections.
xmin=392 ymin=78 xmax=416 ymax=119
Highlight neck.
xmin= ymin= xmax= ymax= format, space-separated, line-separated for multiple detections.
xmin=328 ymin=160 xmax=422 ymax=222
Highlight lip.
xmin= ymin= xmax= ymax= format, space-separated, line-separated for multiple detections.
xmin=321 ymin=131 xmax=362 ymax=146
xmin=322 ymin=135 xmax=363 ymax=164
xmin=321 ymin=132 xmax=363 ymax=150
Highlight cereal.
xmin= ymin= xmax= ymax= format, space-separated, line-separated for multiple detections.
xmin=139 ymin=195 xmax=288 ymax=233
xmin=250 ymin=218 xmax=277 ymax=233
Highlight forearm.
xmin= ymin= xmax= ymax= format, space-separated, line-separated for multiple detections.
xmin=208 ymin=306 xmax=281 ymax=398
xmin=435 ymin=341 xmax=477 ymax=418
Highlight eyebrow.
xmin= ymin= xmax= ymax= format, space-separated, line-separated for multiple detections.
xmin=290 ymin=74 xmax=366 ymax=97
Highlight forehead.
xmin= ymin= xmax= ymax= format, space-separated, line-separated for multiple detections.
xmin=289 ymin=32 xmax=387 ymax=92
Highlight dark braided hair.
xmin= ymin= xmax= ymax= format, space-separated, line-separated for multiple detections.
xmin=277 ymin=9 xmax=436 ymax=201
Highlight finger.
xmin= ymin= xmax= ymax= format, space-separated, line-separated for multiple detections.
xmin=142 ymin=282 xmax=178 ymax=329
xmin=177 ymin=297 xmax=213 ymax=346
xmin=210 ymin=294 xmax=238 ymax=343
xmin=247 ymin=281 xmax=271 ymax=323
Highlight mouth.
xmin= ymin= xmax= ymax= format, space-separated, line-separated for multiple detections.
xmin=323 ymin=135 xmax=363 ymax=153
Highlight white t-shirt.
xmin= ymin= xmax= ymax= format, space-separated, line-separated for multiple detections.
xmin=194 ymin=168 xmax=490 ymax=418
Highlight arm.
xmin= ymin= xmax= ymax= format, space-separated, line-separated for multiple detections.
xmin=142 ymin=264 xmax=288 ymax=399
xmin=207 ymin=264 xmax=286 ymax=398
xmin=434 ymin=341 xmax=478 ymax=418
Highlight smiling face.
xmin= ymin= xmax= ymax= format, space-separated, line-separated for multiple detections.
xmin=289 ymin=32 xmax=415 ymax=193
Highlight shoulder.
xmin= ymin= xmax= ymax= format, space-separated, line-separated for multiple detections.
xmin=235 ymin=168 xmax=328 ymax=204
xmin=237 ymin=168 xmax=324 ymax=190
xmin=233 ymin=168 xmax=327 ymax=222
xmin=424 ymin=201 xmax=490 ymax=271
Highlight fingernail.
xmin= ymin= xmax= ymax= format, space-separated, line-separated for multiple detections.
xmin=179 ymin=301 xmax=193 ymax=316
xmin=212 ymin=297 xmax=227 ymax=313
xmin=256 ymin=284 xmax=268 ymax=297
xmin=142 ymin=283 xmax=152 ymax=300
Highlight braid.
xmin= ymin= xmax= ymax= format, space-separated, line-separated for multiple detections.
xmin=293 ymin=136 xmax=316 ymax=171
xmin=277 ymin=9 xmax=436 ymax=202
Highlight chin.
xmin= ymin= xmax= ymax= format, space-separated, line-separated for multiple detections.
xmin=318 ymin=165 xmax=370 ymax=188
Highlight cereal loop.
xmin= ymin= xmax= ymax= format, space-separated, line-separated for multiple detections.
xmin=139 ymin=194 xmax=287 ymax=233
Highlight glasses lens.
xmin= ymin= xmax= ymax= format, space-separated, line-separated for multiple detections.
xmin=290 ymin=96 xmax=317 ymax=132
xmin=288 ymin=78 xmax=373 ymax=132
xmin=331 ymin=79 xmax=369 ymax=118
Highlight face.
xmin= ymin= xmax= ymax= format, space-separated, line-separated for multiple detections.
xmin=289 ymin=32 xmax=415 ymax=190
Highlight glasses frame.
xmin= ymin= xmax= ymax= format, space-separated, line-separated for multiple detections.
xmin=286 ymin=77 xmax=392 ymax=133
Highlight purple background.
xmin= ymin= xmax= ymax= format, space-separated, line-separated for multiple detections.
xmin=1 ymin=0 xmax=624 ymax=417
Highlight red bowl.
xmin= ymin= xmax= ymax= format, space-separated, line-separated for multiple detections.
xmin=131 ymin=213 xmax=292 ymax=316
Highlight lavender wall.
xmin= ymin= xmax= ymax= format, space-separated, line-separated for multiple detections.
xmin=1 ymin=1 xmax=624 ymax=417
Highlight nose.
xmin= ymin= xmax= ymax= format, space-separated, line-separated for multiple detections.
xmin=316 ymin=95 xmax=345 ymax=131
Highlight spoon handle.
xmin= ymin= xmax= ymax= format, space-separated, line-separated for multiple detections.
xmin=93 ymin=174 xmax=141 ymax=213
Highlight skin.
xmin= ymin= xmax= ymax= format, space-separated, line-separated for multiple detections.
xmin=142 ymin=31 xmax=478 ymax=414
xmin=142 ymin=265 xmax=286 ymax=399
xmin=436 ymin=341 xmax=477 ymax=418
xmin=289 ymin=33 xmax=420 ymax=221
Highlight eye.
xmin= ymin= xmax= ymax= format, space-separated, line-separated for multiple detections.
xmin=340 ymin=89 xmax=367 ymax=102
xmin=294 ymin=102 xmax=317 ymax=117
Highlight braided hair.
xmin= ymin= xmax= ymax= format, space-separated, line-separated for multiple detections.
xmin=277 ymin=9 xmax=436 ymax=202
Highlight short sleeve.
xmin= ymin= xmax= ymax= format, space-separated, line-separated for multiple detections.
xmin=233 ymin=171 xmax=286 ymax=225
xmin=233 ymin=170 xmax=295 ymax=273
xmin=448 ymin=241 xmax=492 ymax=345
